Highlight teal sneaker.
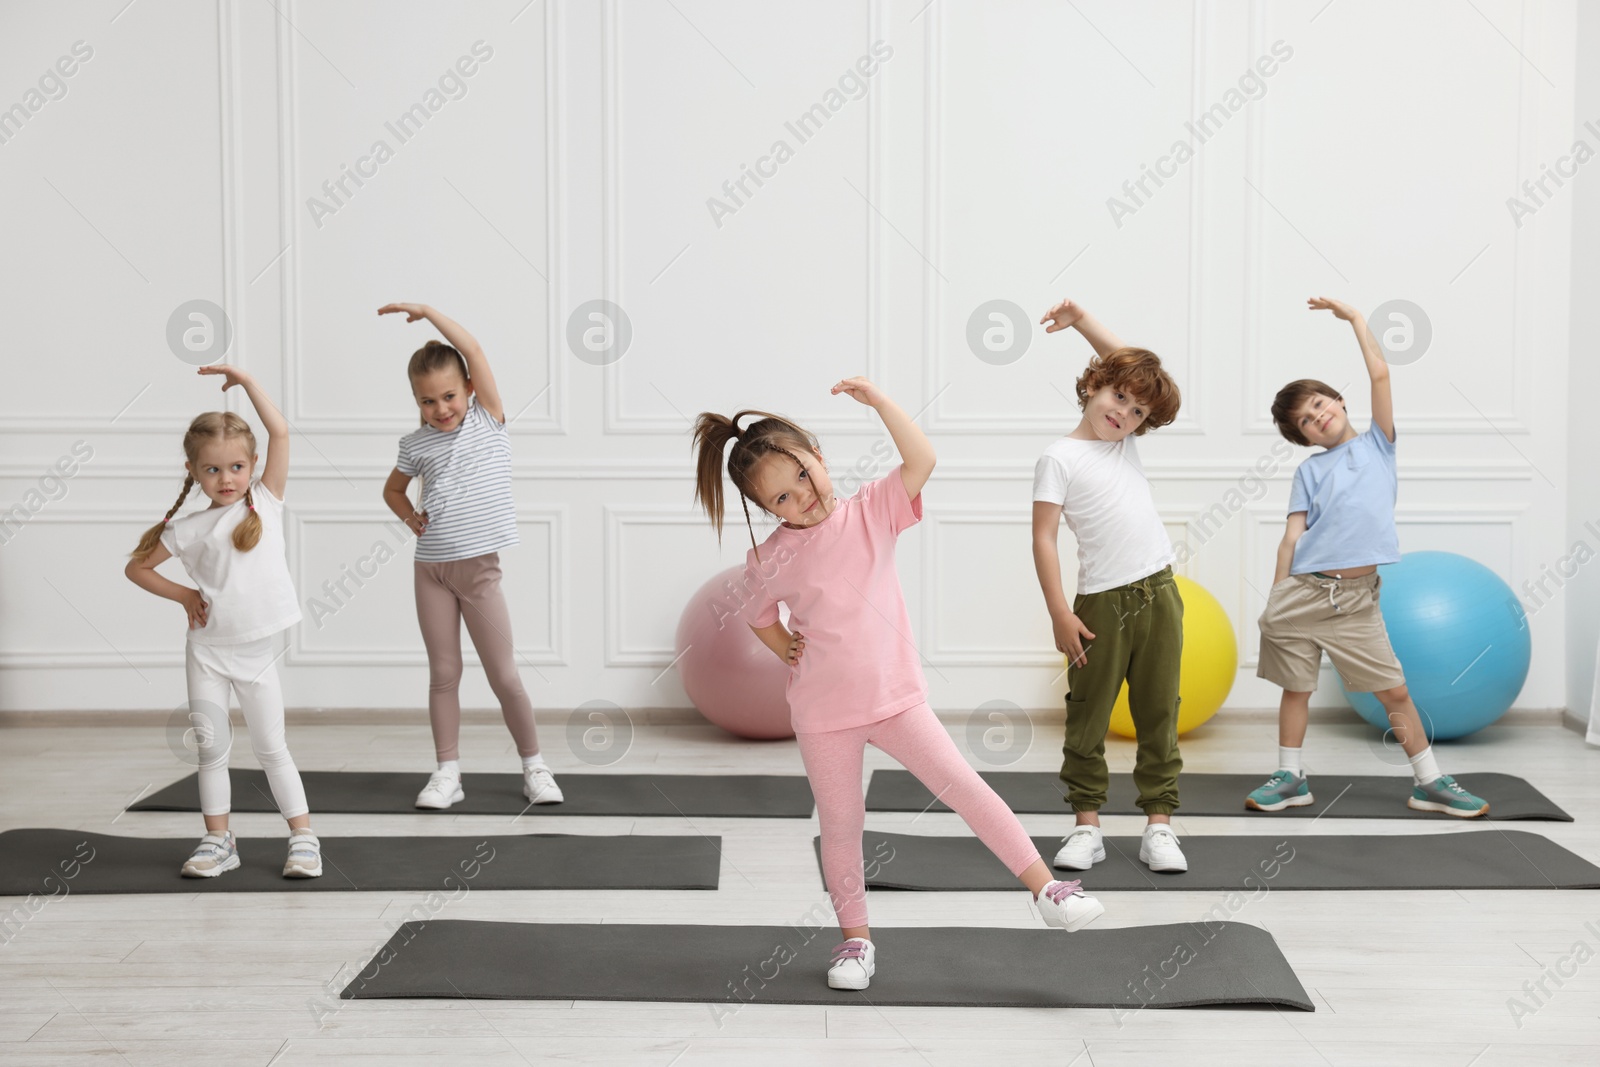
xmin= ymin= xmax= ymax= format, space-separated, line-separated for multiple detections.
xmin=1245 ymin=770 xmax=1314 ymax=812
xmin=1408 ymin=774 xmax=1488 ymax=818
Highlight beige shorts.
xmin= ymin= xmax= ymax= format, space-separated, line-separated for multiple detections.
xmin=1256 ymin=571 xmax=1407 ymax=694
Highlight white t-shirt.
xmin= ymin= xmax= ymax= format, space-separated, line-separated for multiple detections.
xmin=159 ymin=477 xmax=302 ymax=645
xmin=1033 ymin=434 xmax=1175 ymax=595
xmin=395 ymin=395 xmax=519 ymax=563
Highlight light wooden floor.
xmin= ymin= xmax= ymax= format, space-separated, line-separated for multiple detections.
xmin=2 ymin=710 xmax=1599 ymax=1066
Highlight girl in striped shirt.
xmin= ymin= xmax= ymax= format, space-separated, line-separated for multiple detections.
xmin=379 ymin=302 xmax=562 ymax=811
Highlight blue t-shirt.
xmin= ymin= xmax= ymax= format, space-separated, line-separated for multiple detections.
xmin=1287 ymin=422 xmax=1400 ymax=574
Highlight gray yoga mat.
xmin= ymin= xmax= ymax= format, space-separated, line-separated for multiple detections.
xmin=338 ymin=918 xmax=1312 ymax=1010
xmin=864 ymin=770 xmax=1571 ymax=821
xmin=0 ymin=829 xmax=721 ymax=894
xmin=129 ymin=770 xmax=815 ymax=818
xmin=823 ymin=830 xmax=1600 ymax=892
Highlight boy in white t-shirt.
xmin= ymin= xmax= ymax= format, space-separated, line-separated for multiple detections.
xmin=1032 ymin=298 xmax=1188 ymax=873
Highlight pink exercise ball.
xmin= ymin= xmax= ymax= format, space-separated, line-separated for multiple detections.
xmin=675 ymin=565 xmax=795 ymax=740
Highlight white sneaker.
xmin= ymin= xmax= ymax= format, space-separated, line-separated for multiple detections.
xmin=1140 ymin=824 xmax=1187 ymax=872
xmin=1052 ymin=825 xmax=1105 ymax=870
xmin=522 ymin=764 xmax=564 ymax=804
xmin=283 ymin=830 xmax=323 ymax=878
xmin=827 ymin=937 xmax=875 ymax=990
xmin=415 ymin=771 xmax=464 ymax=810
xmin=1036 ymin=879 xmax=1105 ymax=931
xmin=180 ymin=831 xmax=240 ymax=878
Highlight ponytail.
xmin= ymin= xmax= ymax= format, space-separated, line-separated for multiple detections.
xmin=690 ymin=409 xmax=822 ymax=565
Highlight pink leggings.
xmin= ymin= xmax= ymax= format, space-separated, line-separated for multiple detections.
xmin=414 ymin=553 xmax=541 ymax=762
xmin=797 ymin=701 xmax=1041 ymax=928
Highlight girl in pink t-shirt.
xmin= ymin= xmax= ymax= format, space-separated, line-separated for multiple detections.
xmin=691 ymin=377 xmax=1105 ymax=991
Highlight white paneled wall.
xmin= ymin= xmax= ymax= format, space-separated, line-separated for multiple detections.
xmin=0 ymin=0 xmax=1578 ymax=714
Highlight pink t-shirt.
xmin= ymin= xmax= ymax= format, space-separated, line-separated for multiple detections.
xmin=742 ymin=465 xmax=927 ymax=734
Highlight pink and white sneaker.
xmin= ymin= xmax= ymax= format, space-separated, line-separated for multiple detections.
xmin=827 ymin=937 xmax=875 ymax=990
xmin=1036 ymin=878 xmax=1105 ymax=932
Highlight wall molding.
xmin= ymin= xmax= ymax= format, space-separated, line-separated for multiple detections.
xmin=0 ymin=508 xmax=188 ymax=669
xmin=1240 ymin=0 xmax=1535 ymax=436
xmin=922 ymin=504 xmax=1190 ymax=667
xmin=598 ymin=0 xmax=886 ymax=433
xmin=1 ymin=457 xmax=1536 ymax=483
xmin=602 ymin=505 xmax=770 ymax=665
xmin=919 ymin=0 xmax=1205 ymax=436
xmin=285 ymin=503 xmax=567 ymax=667
xmin=1237 ymin=502 xmax=1528 ymax=668
xmin=277 ymin=0 xmax=564 ymax=435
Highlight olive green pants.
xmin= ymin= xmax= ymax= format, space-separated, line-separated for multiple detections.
xmin=1059 ymin=565 xmax=1184 ymax=814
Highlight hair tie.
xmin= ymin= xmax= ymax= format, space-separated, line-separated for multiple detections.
xmin=162 ymin=517 xmax=170 ymax=524
xmin=248 ymin=503 xmax=256 ymax=512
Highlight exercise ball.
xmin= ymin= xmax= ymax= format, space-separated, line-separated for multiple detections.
xmin=1103 ymin=575 xmax=1237 ymax=738
xmin=1341 ymin=551 xmax=1529 ymax=741
xmin=676 ymin=565 xmax=795 ymax=740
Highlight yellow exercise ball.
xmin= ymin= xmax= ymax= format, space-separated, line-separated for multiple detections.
xmin=1089 ymin=575 xmax=1237 ymax=738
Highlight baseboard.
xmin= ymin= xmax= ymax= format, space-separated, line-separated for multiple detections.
xmin=0 ymin=705 xmax=1573 ymax=729
xmin=0 ymin=707 xmax=712 ymax=727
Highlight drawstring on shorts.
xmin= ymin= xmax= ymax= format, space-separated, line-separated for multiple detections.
xmin=1311 ymin=571 xmax=1343 ymax=612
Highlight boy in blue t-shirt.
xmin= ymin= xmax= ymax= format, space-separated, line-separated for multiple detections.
xmin=1248 ymin=296 xmax=1488 ymax=818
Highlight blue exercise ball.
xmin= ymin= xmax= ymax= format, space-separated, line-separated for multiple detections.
xmin=1341 ymin=551 xmax=1530 ymax=741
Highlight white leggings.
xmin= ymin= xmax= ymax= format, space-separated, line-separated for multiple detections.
xmin=185 ymin=637 xmax=309 ymax=819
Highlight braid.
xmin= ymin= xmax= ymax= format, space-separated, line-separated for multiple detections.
xmin=128 ymin=475 xmax=195 ymax=564
xmin=738 ymin=486 xmax=760 ymax=561
xmin=232 ymin=484 xmax=263 ymax=552
xmin=732 ymin=434 xmax=786 ymax=562
xmin=168 ymin=475 xmax=194 ymax=521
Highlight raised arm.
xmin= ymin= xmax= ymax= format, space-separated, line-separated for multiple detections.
xmin=1040 ymin=297 xmax=1127 ymax=358
xmin=1309 ymin=296 xmax=1392 ymax=442
xmin=378 ymin=303 xmax=505 ymax=424
xmin=830 ymin=377 xmax=935 ymax=501
xmin=198 ymin=365 xmax=289 ymax=499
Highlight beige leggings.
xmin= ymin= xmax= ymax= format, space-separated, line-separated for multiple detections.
xmin=414 ymin=552 xmax=541 ymax=762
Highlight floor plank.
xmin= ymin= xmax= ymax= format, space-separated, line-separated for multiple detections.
xmin=3 ymin=713 xmax=1599 ymax=1063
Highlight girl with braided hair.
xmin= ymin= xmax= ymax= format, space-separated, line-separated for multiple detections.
xmin=125 ymin=364 xmax=320 ymax=879
xmin=691 ymin=377 xmax=1105 ymax=992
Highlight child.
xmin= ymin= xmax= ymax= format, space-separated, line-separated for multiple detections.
xmin=691 ymin=378 xmax=1103 ymax=993
xmin=124 ymin=365 xmax=321 ymax=879
xmin=1248 ymin=296 xmax=1488 ymax=817
xmin=378 ymin=302 xmax=562 ymax=811
xmin=1033 ymin=298 xmax=1188 ymax=873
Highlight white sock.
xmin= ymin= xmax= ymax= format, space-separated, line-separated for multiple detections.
xmin=1408 ymin=746 xmax=1441 ymax=786
xmin=437 ymin=759 xmax=460 ymax=779
xmin=1278 ymin=746 xmax=1302 ymax=775
xmin=522 ymin=753 xmax=547 ymax=771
